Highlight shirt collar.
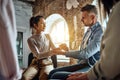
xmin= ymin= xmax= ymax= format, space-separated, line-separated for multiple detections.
xmin=90 ymin=22 xmax=100 ymax=31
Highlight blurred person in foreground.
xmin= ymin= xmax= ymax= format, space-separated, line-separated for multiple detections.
xmin=0 ymin=0 xmax=21 ymax=80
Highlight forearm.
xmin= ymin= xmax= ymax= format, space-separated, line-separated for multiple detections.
xmin=65 ymin=50 xmax=82 ymax=59
xmin=28 ymin=43 xmax=53 ymax=59
xmin=65 ymin=32 xmax=102 ymax=60
xmin=38 ymin=51 xmax=52 ymax=59
xmin=65 ymin=42 xmax=100 ymax=60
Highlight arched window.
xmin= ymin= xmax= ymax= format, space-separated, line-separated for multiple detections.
xmin=45 ymin=14 xmax=70 ymax=63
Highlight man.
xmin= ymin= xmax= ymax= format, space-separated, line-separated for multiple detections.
xmin=0 ymin=0 xmax=21 ymax=79
xmin=49 ymin=4 xmax=103 ymax=79
xmin=67 ymin=0 xmax=120 ymax=80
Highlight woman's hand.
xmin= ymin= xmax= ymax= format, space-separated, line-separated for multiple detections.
xmin=51 ymin=48 xmax=66 ymax=55
xmin=50 ymin=43 xmax=69 ymax=55
xmin=59 ymin=43 xmax=69 ymax=51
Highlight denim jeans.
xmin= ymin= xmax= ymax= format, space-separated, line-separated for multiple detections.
xmin=48 ymin=63 xmax=90 ymax=79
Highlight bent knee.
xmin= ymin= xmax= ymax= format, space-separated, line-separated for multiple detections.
xmin=22 ymin=67 xmax=38 ymax=80
xmin=21 ymin=73 xmax=30 ymax=80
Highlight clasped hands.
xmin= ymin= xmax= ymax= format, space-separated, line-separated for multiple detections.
xmin=51 ymin=43 xmax=69 ymax=55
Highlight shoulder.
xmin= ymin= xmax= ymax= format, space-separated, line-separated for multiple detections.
xmin=114 ymin=1 xmax=120 ymax=11
xmin=96 ymin=22 xmax=103 ymax=33
xmin=93 ymin=23 xmax=103 ymax=34
xmin=98 ymin=24 xmax=103 ymax=33
xmin=27 ymin=35 xmax=35 ymax=42
xmin=111 ymin=1 xmax=120 ymax=18
xmin=97 ymin=22 xmax=102 ymax=30
xmin=44 ymin=33 xmax=51 ymax=39
xmin=45 ymin=33 xmax=50 ymax=37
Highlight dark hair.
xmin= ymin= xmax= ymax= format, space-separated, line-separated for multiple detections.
xmin=29 ymin=16 xmax=35 ymax=28
xmin=29 ymin=15 xmax=44 ymax=28
xmin=34 ymin=15 xmax=44 ymax=25
xmin=81 ymin=4 xmax=97 ymax=15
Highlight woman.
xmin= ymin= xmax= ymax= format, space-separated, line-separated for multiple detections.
xmin=22 ymin=16 xmax=56 ymax=80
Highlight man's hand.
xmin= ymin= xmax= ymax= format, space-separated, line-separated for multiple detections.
xmin=51 ymin=48 xmax=66 ymax=55
xmin=66 ymin=72 xmax=89 ymax=80
xmin=50 ymin=43 xmax=69 ymax=55
xmin=59 ymin=43 xmax=69 ymax=51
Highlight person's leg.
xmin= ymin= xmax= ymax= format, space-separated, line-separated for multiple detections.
xmin=50 ymin=66 xmax=90 ymax=80
xmin=50 ymin=71 xmax=71 ymax=80
xmin=48 ymin=63 xmax=88 ymax=79
xmin=39 ymin=67 xmax=48 ymax=80
xmin=75 ymin=65 xmax=90 ymax=72
xmin=39 ymin=65 xmax=54 ymax=80
xmin=22 ymin=66 xmax=38 ymax=80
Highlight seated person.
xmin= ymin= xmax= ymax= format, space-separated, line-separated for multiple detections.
xmin=48 ymin=4 xmax=103 ymax=79
xmin=22 ymin=16 xmax=57 ymax=80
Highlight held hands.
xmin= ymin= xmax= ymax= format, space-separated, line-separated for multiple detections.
xmin=51 ymin=48 xmax=66 ymax=55
xmin=51 ymin=43 xmax=69 ymax=55
xmin=59 ymin=43 xmax=69 ymax=51
xmin=66 ymin=72 xmax=89 ymax=80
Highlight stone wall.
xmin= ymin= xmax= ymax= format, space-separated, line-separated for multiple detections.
xmin=14 ymin=0 xmax=32 ymax=68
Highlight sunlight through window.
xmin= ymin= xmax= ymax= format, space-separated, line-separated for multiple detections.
xmin=45 ymin=14 xmax=70 ymax=62
xmin=51 ymin=21 xmax=69 ymax=47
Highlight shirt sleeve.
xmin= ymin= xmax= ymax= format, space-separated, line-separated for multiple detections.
xmin=45 ymin=34 xmax=56 ymax=49
xmin=65 ymin=27 xmax=102 ymax=60
xmin=27 ymin=38 xmax=51 ymax=59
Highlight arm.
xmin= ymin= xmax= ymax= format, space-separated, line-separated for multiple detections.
xmin=45 ymin=34 xmax=56 ymax=49
xmin=27 ymin=38 xmax=52 ymax=59
xmin=45 ymin=34 xmax=69 ymax=50
xmin=87 ymin=2 xmax=120 ymax=80
xmin=65 ymin=27 xmax=103 ymax=60
xmin=45 ymin=34 xmax=58 ymax=68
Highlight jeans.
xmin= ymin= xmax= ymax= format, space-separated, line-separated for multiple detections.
xmin=48 ymin=63 xmax=90 ymax=79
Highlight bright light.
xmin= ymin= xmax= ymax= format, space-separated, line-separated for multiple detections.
xmin=45 ymin=14 xmax=70 ymax=62
xmin=51 ymin=21 xmax=69 ymax=47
